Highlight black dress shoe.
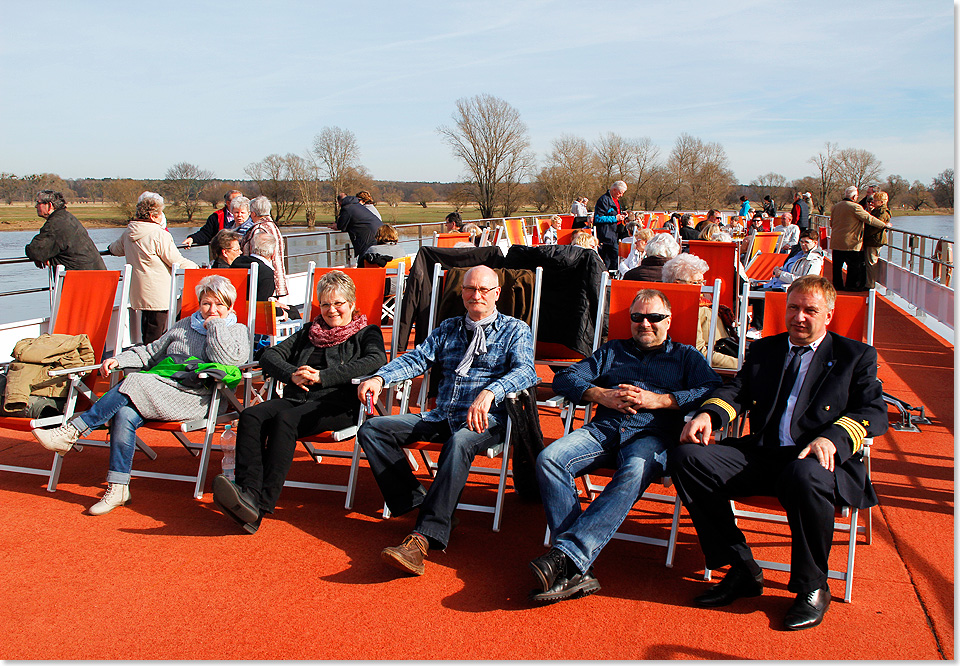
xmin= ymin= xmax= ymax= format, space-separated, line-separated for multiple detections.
xmin=529 ymin=548 xmax=567 ymax=593
xmin=784 ymin=584 xmax=831 ymax=630
xmin=530 ymin=570 xmax=601 ymax=604
xmin=213 ymin=474 xmax=260 ymax=525
xmin=694 ymin=565 xmax=764 ymax=607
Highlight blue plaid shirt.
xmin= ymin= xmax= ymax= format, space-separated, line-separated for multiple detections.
xmin=376 ymin=312 xmax=536 ymax=428
xmin=554 ymin=337 xmax=721 ymax=446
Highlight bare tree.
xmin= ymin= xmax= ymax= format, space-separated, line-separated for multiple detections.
xmin=413 ymin=186 xmax=437 ymax=208
xmin=904 ymin=180 xmax=931 ymax=211
xmin=438 ymin=94 xmax=533 ymax=218
xmin=286 ymin=153 xmax=322 ymax=228
xmin=163 ymin=162 xmax=213 ymax=221
xmin=931 ymin=168 xmax=954 ymax=208
xmin=624 ymin=137 xmax=661 ymax=210
xmin=808 ymin=142 xmax=840 ymax=214
xmin=448 ymin=184 xmax=473 ymax=212
xmin=593 ymin=132 xmax=634 ymax=187
xmin=668 ymin=134 xmax=735 ymax=209
xmin=835 ymin=148 xmax=883 ymax=193
xmin=245 ymin=153 xmax=303 ymax=224
xmin=536 ymin=134 xmax=596 ymax=212
xmin=637 ymin=164 xmax=678 ymax=210
xmin=750 ymin=172 xmax=790 ymax=209
xmin=884 ymin=174 xmax=909 ymax=209
xmin=311 ymin=126 xmax=362 ymax=220
xmin=104 ymin=179 xmax=145 ymax=220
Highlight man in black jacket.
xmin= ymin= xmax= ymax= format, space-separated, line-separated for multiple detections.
xmin=671 ymin=275 xmax=887 ymax=631
xmin=335 ymin=193 xmax=382 ymax=264
xmin=183 ymin=190 xmax=242 ymax=248
xmin=26 ymin=190 xmax=105 ymax=270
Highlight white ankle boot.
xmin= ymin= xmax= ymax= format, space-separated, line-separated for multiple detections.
xmin=32 ymin=423 xmax=80 ymax=455
xmin=89 ymin=483 xmax=131 ymax=516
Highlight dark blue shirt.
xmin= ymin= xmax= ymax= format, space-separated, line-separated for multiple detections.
xmin=554 ymin=337 xmax=722 ymax=446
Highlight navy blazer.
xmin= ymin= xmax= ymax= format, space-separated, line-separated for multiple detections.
xmin=697 ymin=331 xmax=887 ymax=509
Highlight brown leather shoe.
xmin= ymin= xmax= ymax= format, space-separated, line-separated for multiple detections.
xmin=381 ymin=533 xmax=429 ymax=576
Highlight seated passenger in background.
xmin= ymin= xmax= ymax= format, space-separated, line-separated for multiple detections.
xmin=444 ymin=212 xmax=463 ymax=232
xmin=775 ymin=212 xmax=800 ymax=251
xmin=572 ymin=230 xmax=599 ymax=253
xmin=212 ymin=271 xmax=386 ymax=533
xmin=461 ymin=222 xmax=483 ymax=245
xmin=242 ymin=196 xmax=289 ymax=301
xmin=618 ymin=228 xmax=655 ymax=277
xmin=355 ymin=266 xmax=536 ymax=577
xmin=32 ymin=276 xmax=250 ymax=515
xmin=622 ymin=233 xmax=680 ymax=282
xmin=662 ymin=254 xmax=738 ymax=369
xmin=529 ymin=288 xmax=720 ymax=603
xmin=211 ymin=229 xmax=274 ymax=303
xmin=543 ymin=215 xmax=562 ymax=245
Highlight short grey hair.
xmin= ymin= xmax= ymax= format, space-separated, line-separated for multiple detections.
xmin=251 ymin=231 xmax=277 ymax=257
xmin=36 ymin=190 xmax=66 ymax=210
xmin=662 ymin=253 xmax=709 ymax=283
xmin=195 ymin=274 xmax=237 ymax=309
xmin=643 ymin=233 xmax=680 ymax=259
xmin=138 ymin=191 xmax=164 ymax=205
xmin=250 ymin=195 xmax=271 ymax=217
xmin=844 ymin=186 xmax=858 ymax=200
xmin=611 ymin=180 xmax=627 ymax=193
xmin=229 ymin=195 xmax=251 ymax=213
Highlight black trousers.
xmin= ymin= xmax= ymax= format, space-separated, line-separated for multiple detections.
xmin=832 ymin=249 xmax=866 ymax=291
xmin=235 ymin=397 xmax=356 ymax=513
xmin=669 ymin=441 xmax=837 ymax=594
xmin=140 ymin=310 xmax=168 ymax=344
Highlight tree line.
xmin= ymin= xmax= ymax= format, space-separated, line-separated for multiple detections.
xmin=1 ymin=94 xmax=952 ymax=223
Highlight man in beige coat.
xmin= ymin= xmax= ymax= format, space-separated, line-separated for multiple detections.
xmin=829 ymin=186 xmax=890 ymax=291
xmin=109 ymin=196 xmax=198 ymax=343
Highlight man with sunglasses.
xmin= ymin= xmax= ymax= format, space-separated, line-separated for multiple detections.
xmin=356 ymin=265 xmax=536 ymax=577
xmin=528 ymin=288 xmax=721 ymax=603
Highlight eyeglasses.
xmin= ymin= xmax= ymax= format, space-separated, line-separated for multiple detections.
xmin=630 ymin=312 xmax=670 ymax=324
xmin=320 ymin=300 xmax=349 ymax=310
xmin=675 ymin=278 xmax=705 ymax=285
xmin=462 ymin=285 xmax=498 ymax=295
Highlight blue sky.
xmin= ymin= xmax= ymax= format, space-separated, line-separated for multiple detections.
xmin=0 ymin=0 xmax=953 ymax=185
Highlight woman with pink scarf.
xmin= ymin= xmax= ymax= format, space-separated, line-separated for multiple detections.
xmin=212 ymin=271 xmax=386 ymax=533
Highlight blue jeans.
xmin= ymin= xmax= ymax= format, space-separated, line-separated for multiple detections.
xmin=70 ymin=383 xmax=145 ymax=485
xmin=357 ymin=412 xmax=503 ymax=550
xmin=536 ymin=427 xmax=668 ymax=573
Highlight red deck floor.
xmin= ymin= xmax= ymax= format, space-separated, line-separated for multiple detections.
xmin=0 ymin=292 xmax=952 ymax=660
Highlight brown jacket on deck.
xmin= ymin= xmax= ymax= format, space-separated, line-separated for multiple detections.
xmin=829 ymin=199 xmax=887 ymax=252
xmin=4 ymin=333 xmax=96 ymax=411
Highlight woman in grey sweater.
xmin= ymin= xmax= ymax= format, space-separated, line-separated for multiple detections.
xmin=32 ymin=275 xmax=250 ymax=515
xmin=212 ymin=271 xmax=387 ymax=533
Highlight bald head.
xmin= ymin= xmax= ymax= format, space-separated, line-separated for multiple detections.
xmin=461 ymin=265 xmax=501 ymax=321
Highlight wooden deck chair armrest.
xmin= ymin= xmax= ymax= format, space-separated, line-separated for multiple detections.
xmin=48 ymin=364 xmax=102 ymax=378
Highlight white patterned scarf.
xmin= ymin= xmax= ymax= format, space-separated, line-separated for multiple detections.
xmin=455 ymin=311 xmax=498 ymax=376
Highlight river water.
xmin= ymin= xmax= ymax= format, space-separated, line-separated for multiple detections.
xmin=0 ymin=216 xmax=952 ymax=325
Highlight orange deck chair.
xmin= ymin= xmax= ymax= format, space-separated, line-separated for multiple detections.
xmin=433 ymin=232 xmax=471 ymax=248
xmin=0 ymin=266 xmax=132 ymax=491
xmin=126 ymin=266 xmax=257 ymax=499
xmin=716 ymin=288 xmax=877 ymax=602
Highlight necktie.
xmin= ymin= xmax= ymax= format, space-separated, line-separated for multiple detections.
xmin=763 ymin=345 xmax=810 ymax=446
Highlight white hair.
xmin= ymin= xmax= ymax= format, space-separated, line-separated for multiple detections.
xmin=844 ymin=186 xmax=858 ymax=199
xmin=662 ymin=253 xmax=709 ymax=283
xmin=611 ymin=180 xmax=627 ymax=193
xmin=251 ymin=231 xmax=277 ymax=257
xmin=644 ymin=233 xmax=680 ymax=259
xmin=229 ymin=195 xmax=251 ymax=212
xmin=250 ymin=195 xmax=272 ymax=217
xmin=138 ymin=191 xmax=164 ymax=205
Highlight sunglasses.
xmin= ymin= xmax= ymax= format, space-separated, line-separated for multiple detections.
xmin=630 ymin=312 xmax=670 ymax=324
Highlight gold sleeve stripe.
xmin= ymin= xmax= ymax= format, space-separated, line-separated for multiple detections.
xmin=702 ymin=398 xmax=737 ymax=422
xmin=835 ymin=416 xmax=867 ymax=453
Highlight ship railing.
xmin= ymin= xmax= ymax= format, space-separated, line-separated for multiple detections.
xmin=811 ymin=213 xmax=953 ymax=331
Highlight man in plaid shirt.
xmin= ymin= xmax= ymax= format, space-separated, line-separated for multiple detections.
xmin=357 ymin=265 xmax=536 ymax=576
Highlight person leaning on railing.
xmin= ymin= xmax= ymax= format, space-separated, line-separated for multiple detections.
xmin=31 ymin=275 xmax=250 ymax=516
xmin=863 ymin=191 xmax=890 ymax=290
xmin=211 ymin=271 xmax=386 ymax=534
